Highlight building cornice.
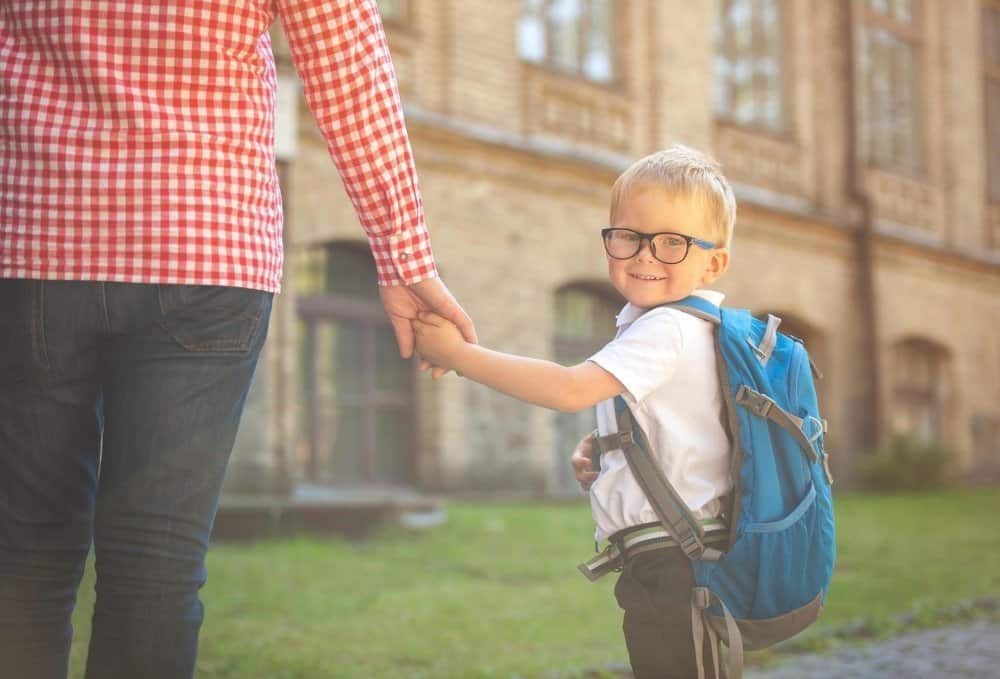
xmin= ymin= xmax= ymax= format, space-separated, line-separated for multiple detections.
xmin=403 ymin=103 xmax=632 ymax=174
xmin=401 ymin=103 xmax=1000 ymax=274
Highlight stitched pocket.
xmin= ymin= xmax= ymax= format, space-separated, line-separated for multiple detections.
xmin=156 ymin=284 xmax=269 ymax=353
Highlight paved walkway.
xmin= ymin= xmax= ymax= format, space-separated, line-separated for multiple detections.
xmin=745 ymin=620 xmax=1000 ymax=679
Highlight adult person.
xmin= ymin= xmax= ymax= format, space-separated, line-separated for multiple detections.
xmin=0 ymin=2 xmax=474 ymax=678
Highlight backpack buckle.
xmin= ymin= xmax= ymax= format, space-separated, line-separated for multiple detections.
xmin=691 ymin=587 xmax=712 ymax=610
xmin=678 ymin=533 xmax=705 ymax=560
xmin=736 ymin=385 xmax=773 ymax=418
xmin=753 ymin=398 xmax=773 ymax=418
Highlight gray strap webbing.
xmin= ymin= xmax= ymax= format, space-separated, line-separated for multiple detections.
xmin=808 ymin=355 xmax=824 ymax=380
xmin=670 ymin=304 xmax=721 ymax=324
xmin=709 ymin=625 xmax=720 ymax=679
xmin=578 ymin=522 xmax=730 ymax=581
xmin=735 ymin=385 xmax=820 ymax=463
xmin=594 ymin=431 xmax=632 ymax=457
xmin=692 ymin=587 xmax=744 ymax=679
xmin=691 ymin=604 xmax=716 ymax=679
xmin=614 ymin=398 xmax=722 ymax=562
xmin=757 ymin=314 xmax=781 ymax=365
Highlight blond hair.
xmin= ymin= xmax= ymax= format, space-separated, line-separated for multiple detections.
xmin=609 ymin=145 xmax=737 ymax=249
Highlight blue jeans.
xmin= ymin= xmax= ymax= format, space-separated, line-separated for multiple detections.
xmin=0 ymin=280 xmax=271 ymax=679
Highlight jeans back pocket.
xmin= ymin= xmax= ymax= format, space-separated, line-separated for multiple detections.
xmin=156 ymin=284 xmax=270 ymax=354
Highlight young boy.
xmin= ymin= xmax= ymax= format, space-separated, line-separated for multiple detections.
xmin=413 ymin=145 xmax=736 ymax=679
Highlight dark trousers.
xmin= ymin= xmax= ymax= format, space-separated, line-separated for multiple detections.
xmin=615 ymin=547 xmax=712 ymax=679
xmin=0 ymin=280 xmax=271 ymax=679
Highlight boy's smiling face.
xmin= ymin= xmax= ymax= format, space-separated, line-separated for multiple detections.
xmin=607 ymin=184 xmax=730 ymax=309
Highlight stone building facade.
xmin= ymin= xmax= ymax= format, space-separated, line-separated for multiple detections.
xmin=230 ymin=0 xmax=1000 ymax=497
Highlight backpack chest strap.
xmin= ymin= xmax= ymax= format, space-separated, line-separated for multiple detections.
xmin=593 ymin=430 xmax=634 ymax=457
xmin=735 ymin=385 xmax=824 ymax=464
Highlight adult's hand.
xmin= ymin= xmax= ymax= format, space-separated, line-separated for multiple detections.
xmin=571 ymin=432 xmax=599 ymax=491
xmin=379 ymin=276 xmax=477 ymax=377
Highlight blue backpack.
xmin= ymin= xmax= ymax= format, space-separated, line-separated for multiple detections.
xmin=580 ymin=296 xmax=836 ymax=679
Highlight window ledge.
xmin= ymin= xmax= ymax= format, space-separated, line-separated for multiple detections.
xmin=714 ymin=123 xmax=810 ymax=200
xmin=520 ymin=63 xmax=632 ymax=153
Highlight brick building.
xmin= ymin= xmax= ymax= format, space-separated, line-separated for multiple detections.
xmin=229 ymin=0 xmax=1000 ymax=498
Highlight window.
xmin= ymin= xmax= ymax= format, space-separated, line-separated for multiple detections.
xmin=550 ymin=284 xmax=621 ymax=494
xmin=294 ymin=243 xmax=415 ymax=485
xmin=714 ymin=0 xmax=788 ymax=133
xmin=890 ymin=338 xmax=949 ymax=444
xmin=984 ymin=2 xmax=1000 ymax=203
xmin=518 ymin=0 xmax=615 ymax=83
xmin=856 ymin=0 xmax=923 ymax=174
xmin=970 ymin=414 xmax=1000 ymax=468
xmin=376 ymin=0 xmax=407 ymax=23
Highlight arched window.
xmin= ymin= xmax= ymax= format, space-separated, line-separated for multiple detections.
xmin=890 ymin=337 xmax=950 ymax=443
xmin=714 ymin=0 xmax=788 ymax=133
xmin=550 ymin=283 xmax=622 ymax=494
xmin=293 ymin=242 xmax=415 ymax=485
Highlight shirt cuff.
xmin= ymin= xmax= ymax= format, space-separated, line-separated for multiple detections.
xmin=371 ymin=226 xmax=438 ymax=287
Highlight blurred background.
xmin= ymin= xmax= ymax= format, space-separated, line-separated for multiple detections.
xmin=228 ymin=0 xmax=999 ymax=509
xmin=67 ymin=2 xmax=998 ymax=677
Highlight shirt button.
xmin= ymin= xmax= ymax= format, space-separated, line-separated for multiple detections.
xmin=399 ymin=251 xmax=410 ymax=262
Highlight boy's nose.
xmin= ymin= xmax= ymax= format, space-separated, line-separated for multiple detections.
xmin=635 ymin=238 xmax=657 ymax=262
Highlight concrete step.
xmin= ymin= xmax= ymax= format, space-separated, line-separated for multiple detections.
xmin=214 ymin=483 xmax=446 ymax=541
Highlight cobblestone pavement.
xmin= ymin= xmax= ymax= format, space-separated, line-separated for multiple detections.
xmin=745 ymin=621 xmax=1000 ymax=679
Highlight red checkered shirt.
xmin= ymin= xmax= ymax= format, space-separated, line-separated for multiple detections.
xmin=0 ymin=1 xmax=436 ymax=291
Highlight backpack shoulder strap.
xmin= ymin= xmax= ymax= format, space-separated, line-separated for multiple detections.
xmin=595 ymin=396 xmax=723 ymax=562
xmin=661 ymin=295 xmax=722 ymax=324
xmin=668 ymin=300 xmax=825 ymax=468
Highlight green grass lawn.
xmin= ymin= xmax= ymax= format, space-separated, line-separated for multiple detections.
xmin=67 ymin=488 xmax=1000 ymax=678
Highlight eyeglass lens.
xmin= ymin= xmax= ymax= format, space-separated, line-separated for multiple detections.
xmin=604 ymin=229 xmax=690 ymax=264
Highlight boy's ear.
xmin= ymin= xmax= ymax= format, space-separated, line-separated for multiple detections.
xmin=702 ymin=247 xmax=730 ymax=285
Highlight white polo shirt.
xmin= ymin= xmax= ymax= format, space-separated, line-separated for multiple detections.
xmin=586 ymin=289 xmax=733 ymax=541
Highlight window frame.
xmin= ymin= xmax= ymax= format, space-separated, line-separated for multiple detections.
xmin=855 ymin=0 xmax=926 ymax=177
xmin=890 ymin=337 xmax=949 ymax=445
xmin=517 ymin=0 xmax=621 ymax=87
xmin=714 ymin=0 xmax=794 ymax=139
xmin=294 ymin=242 xmax=417 ymax=485
xmin=549 ymin=283 xmax=621 ymax=494
xmin=983 ymin=0 xmax=1000 ymax=205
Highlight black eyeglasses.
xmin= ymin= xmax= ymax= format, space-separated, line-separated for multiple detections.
xmin=601 ymin=227 xmax=717 ymax=264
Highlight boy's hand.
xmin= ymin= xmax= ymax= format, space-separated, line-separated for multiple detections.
xmin=413 ymin=311 xmax=466 ymax=377
xmin=571 ymin=432 xmax=599 ymax=491
xmin=378 ymin=278 xmax=477 ymax=380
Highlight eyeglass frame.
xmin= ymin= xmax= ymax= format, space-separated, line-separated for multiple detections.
xmin=600 ymin=227 xmax=718 ymax=265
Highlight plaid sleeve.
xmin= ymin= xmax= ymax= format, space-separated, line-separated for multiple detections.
xmin=275 ymin=0 xmax=437 ymax=286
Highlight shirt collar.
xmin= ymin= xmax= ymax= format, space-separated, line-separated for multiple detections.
xmin=615 ymin=289 xmax=727 ymax=328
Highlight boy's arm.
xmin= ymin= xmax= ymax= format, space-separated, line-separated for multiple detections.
xmin=414 ymin=312 xmax=624 ymax=413
xmin=455 ymin=345 xmax=624 ymax=413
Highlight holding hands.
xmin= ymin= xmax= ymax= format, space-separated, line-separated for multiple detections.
xmin=410 ymin=305 xmax=602 ymax=491
xmin=380 ymin=277 xmax=477 ymax=378
xmin=413 ymin=311 xmax=468 ymax=377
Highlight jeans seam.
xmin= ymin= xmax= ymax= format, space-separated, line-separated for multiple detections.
xmin=155 ymin=310 xmax=262 ymax=353
xmin=99 ymin=282 xmax=113 ymax=332
xmin=32 ymin=281 xmax=50 ymax=371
